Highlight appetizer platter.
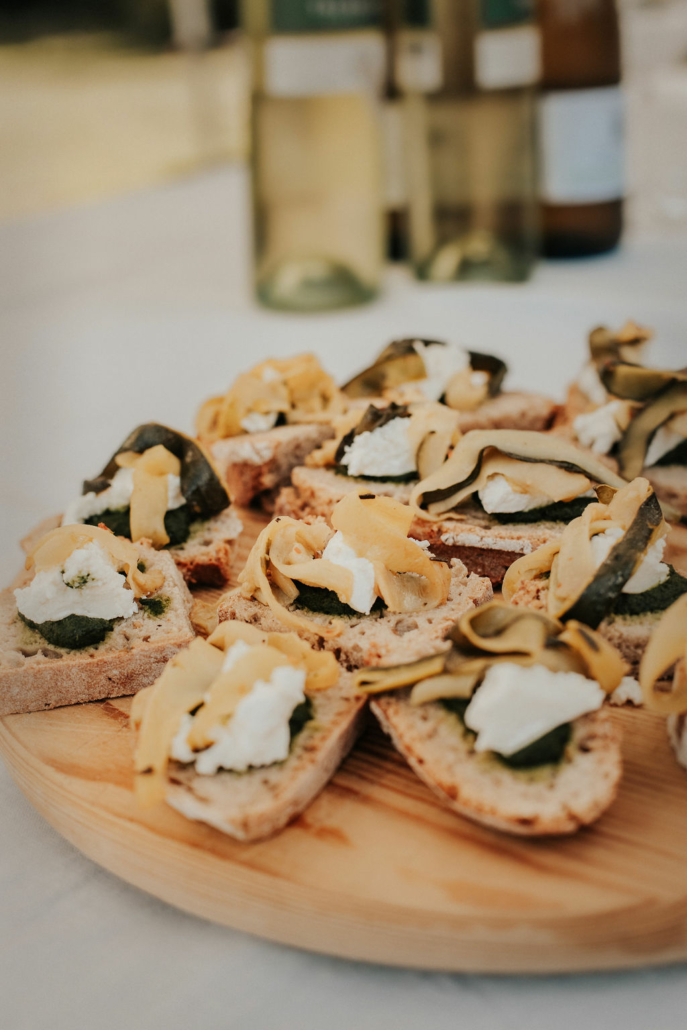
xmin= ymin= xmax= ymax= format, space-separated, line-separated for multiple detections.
xmin=2 ymin=328 xmax=687 ymax=973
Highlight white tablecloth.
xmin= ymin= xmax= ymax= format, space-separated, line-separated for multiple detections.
xmin=1 ymin=167 xmax=686 ymax=1030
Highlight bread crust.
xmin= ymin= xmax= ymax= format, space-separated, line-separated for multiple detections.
xmin=0 ymin=546 xmax=194 ymax=716
xmin=218 ymin=561 xmax=493 ymax=670
xmin=453 ymin=390 xmax=556 ymax=433
xmin=163 ymin=674 xmax=367 ymax=841
xmin=371 ymin=689 xmax=622 ymax=836
xmin=207 ymin=423 xmax=335 ymax=507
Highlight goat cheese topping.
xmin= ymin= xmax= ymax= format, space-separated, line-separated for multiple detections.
xmin=590 ymin=527 xmax=670 ymax=594
xmin=463 ymin=662 xmax=605 ymax=756
xmin=62 ymin=466 xmax=185 ymax=527
xmin=412 ymin=340 xmax=471 ymax=401
xmin=478 ymin=474 xmax=553 ymax=514
xmin=321 ymin=531 xmax=377 ymax=614
xmin=573 ymin=400 xmax=625 ymax=456
xmin=339 ymin=416 xmax=416 ymax=479
xmin=240 ymin=411 xmax=279 ymax=434
xmin=14 ymin=541 xmax=138 ymax=624
xmin=645 ymin=425 xmax=685 ymax=467
xmin=171 ymin=659 xmax=307 ymax=774
xmin=609 ymin=676 xmax=643 ymax=706
xmin=576 ymin=362 xmax=608 ymax=407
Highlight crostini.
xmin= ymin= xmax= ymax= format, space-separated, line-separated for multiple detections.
xmin=218 ymin=492 xmax=493 ymax=670
xmin=131 ymin=621 xmax=366 ymax=841
xmin=1 ymin=524 xmax=195 ymax=715
xmin=638 ymin=593 xmax=687 ymax=769
xmin=357 ymin=601 xmax=625 ymax=836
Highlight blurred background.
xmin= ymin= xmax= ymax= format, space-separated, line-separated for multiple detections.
xmin=2 ymin=0 xmax=687 ymax=248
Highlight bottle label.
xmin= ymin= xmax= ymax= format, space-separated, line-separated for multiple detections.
xmin=474 ymin=25 xmax=540 ymax=89
xmin=264 ymin=34 xmax=385 ymax=98
xmin=538 ymin=86 xmax=624 ymax=204
xmin=271 ymin=1 xmax=382 ymax=33
xmin=395 ymin=30 xmax=443 ymax=92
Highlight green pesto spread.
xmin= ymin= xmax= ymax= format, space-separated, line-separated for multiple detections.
xmin=289 ymin=696 xmax=314 ymax=742
xmin=140 ymin=595 xmax=171 ymax=619
xmin=441 ymin=697 xmax=571 ymax=769
xmin=19 ymin=612 xmax=114 ymax=649
xmin=611 ymin=566 xmax=687 ymax=618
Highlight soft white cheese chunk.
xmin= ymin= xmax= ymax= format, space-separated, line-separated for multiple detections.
xmin=645 ymin=425 xmax=685 ymax=467
xmin=194 ymin=665 xmax=307 ymax=775
xmin=240 ymin=411 xmax=279 ymax=434
xmin=14 ymin=541 xmax=137 ymax=624
xmin=573 ymin=400 xmax=625 ymax=456
xmin=321 ymin=531 xmax=377 ymax=614
xmin=464 ymin=662 xmax=605 ymax=756
xmin=412 ymin=340 xmax=471 ymax=401
xmin=590 ymin=527 xmax=670 ymax=594
xmin=62 ymin=466 xmax=184 ymax=526
xmin=576 ymin=362 xmax=608 ymax=407
xmin=478 ymin=474 xmax=552 ymax=514
xmin=339 ymin=416 xmax=416 ymax=479
xmin=609 ymin=676 xmax=643 ymax=706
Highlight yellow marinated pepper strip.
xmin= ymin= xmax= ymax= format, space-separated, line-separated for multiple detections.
xmin=639 ymin=594 xmax=687 ymax=714
xmin=116 ymin=445 xmax=182 ymax=548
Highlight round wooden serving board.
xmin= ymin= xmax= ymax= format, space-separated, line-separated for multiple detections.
xmin=2 ymin=512 xmax=687 ymax=974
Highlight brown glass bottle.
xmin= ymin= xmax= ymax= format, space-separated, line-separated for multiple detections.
xmin=539 ymin=0 xmax=624 ymax=258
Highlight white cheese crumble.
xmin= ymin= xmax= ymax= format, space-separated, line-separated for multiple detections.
xmin=645 ymin=425 xmax=685 ymax=467
xmin=478 ymin=474 xmax=553 ymax=514
xmin=573 ymin=400 xmax=625 ymax=456
xmin=339 ymin=416 xmax=416 ymax=479
xmin=321 ymin=531 xmax=377 ymax=614
xmin=412 ymin=340 xmax=471 ymax=401
xmin=14 ymin=541 xmax=138 ymax=624
xmin=62 ymin=466 xmax=185 ymax=527
xmin=576 ymin=362 xmax=608 ymax=407
xmin=590 ymin=527 xmax=670 ymax=594
xmin=171 ymin=662 xmax=307 ymax=775
xmin=609 ymin=676 xmax=643 ymax=706
xmin=464 ymin=662 xmax=605 ymax=756
xmin=240 ymin=411 xmax=279 ymax=434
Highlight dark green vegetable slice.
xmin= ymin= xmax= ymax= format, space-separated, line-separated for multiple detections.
xmin=19 ymin=613 xmax=115 ymax=649
xmin=485 ymin=495 xmax=596 ymax=525
xmin=334 ymin=402 xmax=411 ymax=465
xmin=467 ymin=350 xmax=507 ymax=397
xmin=610 ymin=566 xmax=687 ymax=617
xmin=563 ymin=491 xmax=664 ymax=629
xmin=82 ymin=423 xmax=229 ymax=518
xmin=616 ymin=382 xmax=687 ymax=479
xmin=289 ymin=696 xmax=314 ymax=741
xmin=600 ymin=360 xmax=687 ymax=403
xmin=84 ymin=504 xmax=193 ymax=547
xmin=441 ymin=697 xmax=571 ymax=769
xmin=292 ymin=584 xmax=385 ymax=618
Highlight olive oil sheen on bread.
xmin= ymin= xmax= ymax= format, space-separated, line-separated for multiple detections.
xmin=538 ymin=0 xmax=624 ymax=257
xmin=243 ymin=0 xmax=385 ymax=311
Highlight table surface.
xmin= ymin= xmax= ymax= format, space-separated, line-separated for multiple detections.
xmin=1 ymin=166 xmax=687 ymax=1030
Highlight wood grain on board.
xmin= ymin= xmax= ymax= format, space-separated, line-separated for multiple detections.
xmin=1 ymin=506 xmax=687 ymax=973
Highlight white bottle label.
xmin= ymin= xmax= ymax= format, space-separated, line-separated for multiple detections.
xmin=395 ymin=31 xmax=443 ymax=93
xmin=538 ymin=86 xmax=625 ymax=204
xmin=474 ymin=25 xmax=541 ymax=90
xmin=264 ymin=34 xmax=386 ymax=98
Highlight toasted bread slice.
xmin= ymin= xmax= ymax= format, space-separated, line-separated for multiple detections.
xmin=453 ymin=390 xmax=556 ymax=433
xmin=21 ymin=508 xmax=243 ymax=588
xmin=207 ymin=422 xmax=335 ymax=508
xmin=0 ymin=546 xmax=194 ymax=716
xmin=371 ymin=689 xmax=622 ymax=836
xmin=218 ymin=561 xmax=493 ymax=670
xmin=276 ymin=471 xmax=565 ymax=586
xmin=162 ymin=673 xmax=366 ymax=841
xmin=508 ymin=578 xmax=660 ymax=670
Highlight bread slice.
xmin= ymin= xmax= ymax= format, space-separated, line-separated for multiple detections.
xmin=207 ymin=422 xmax=335 ymax=508
xmin=0 ymin=546 xmax=195 ymax=716
xmin=508 ymin=578 xmax=659 ymax=670
xmin=277 ymin=471 xmax=564 ymax=586
xmin=218 ymin=561 xmax=493 ymax=670
xmin=371 ymin=688 xmax=622 ymax=836
xmin=21 ymin=508 xmax=243 ymax=588
xmin=453 ymin=390 xmax=556 ymax=433
xmin=162 ymin=673 xmax=367 ymax=841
